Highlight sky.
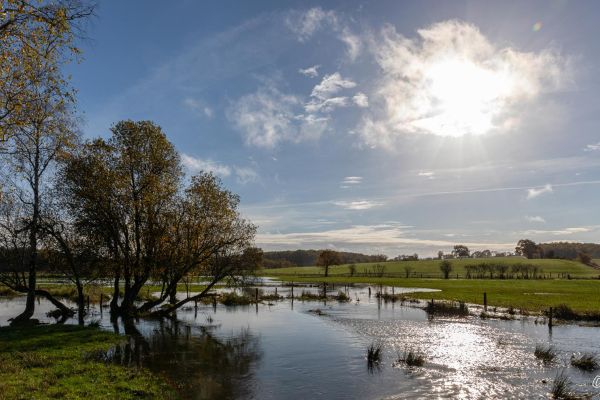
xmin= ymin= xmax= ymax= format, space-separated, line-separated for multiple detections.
xmin=69 ymin=0 xmax=600 ymax=257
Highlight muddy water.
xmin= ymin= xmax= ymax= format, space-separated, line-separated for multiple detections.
xmin=1 ymin=283 xmax=599 ymax=399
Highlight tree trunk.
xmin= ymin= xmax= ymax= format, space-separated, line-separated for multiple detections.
xmin=76 ymin=284 xmax=85 ymax=326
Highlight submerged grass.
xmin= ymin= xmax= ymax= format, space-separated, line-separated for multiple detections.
xmin=426 ymin=300 xmax=469 ymax=317
xmin=570 ymin=353 xmax=599 ymax=371
xmin=0 ymin=324 xmax=177 ymax=399
xmin=534 ymin=344 xmax=557 ymax=364
xmin=367 ymin=343 xmax=383 ymax=364
xmin=396 ymin=348 xmax=425 ymax=367
xmin=551 ymin=371 xmax=574 ymax=399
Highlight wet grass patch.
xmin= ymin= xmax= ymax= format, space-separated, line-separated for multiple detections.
xmin=425 ymin=300 xmax=469 ymax=317
xmin=570 ymin=353 xmax=598 ymax=371
xmin=396 ymin=348 xmax=425 ymax=367
xmin=0 ymin=324 xmax=177 ymax=399
xmin=534 ymin=344 xmax=557 ymax=364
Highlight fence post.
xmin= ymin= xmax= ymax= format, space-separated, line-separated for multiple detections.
xmin=548 ymin=307 xmax=553 ymax=328
xmin=484 ymin=292 xmax=487 ymax=311
xmin=255 ymin=288 xmax=259 ymax=303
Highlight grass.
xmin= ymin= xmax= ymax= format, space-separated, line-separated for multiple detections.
xmin=367 ymin=343 xmax=383 ymax=364
xmin=0 ymin=324 xmax=177 ymax=399
xmin=570 ymin=353 xmax=599 ymax=371
xmin=426 ymin=300 xmax=469 ymax=317
xmin=396 ymin=348 xmax=425 ymax=367
xmin=263 ymin=257 xmax=600 ymax=279
xmin=551 ymin=371 xmax=573 ymax=399
xmin=264 ymin=275 xmax=600 ymax=314
xmin=534 ymin=344 xmax=557 ymax=364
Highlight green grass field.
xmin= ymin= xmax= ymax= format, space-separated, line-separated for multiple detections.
xmin=264 ymin=257 xmax=599 ymax=279
xmin=270 ymin=276 xmax=600 ymax=314
xmin=263 ymin=257 xmax=600 ymax=314
xmin=0 ymin=324 xmax=177 ymax=399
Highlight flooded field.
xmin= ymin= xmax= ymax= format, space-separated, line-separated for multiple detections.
xmin=1 ymin=282 xmax=599 ymax=399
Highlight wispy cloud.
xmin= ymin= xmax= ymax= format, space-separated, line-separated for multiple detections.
xmin=181 ymin=154 xmax=258 ymax=184
xmin=352 ymin=92 xmax=369 ymax=108
xmin=342 ymin=176 xmax=362 ymax=184
xmin=333 ymin=200 xmax=382 ymax=210
xmin=418 ymin=171 xmax=435 ymax=179
xmin=181 ymin=154 xmax=231 ymax=177
xmin=526 ymin=184 xmax=553 ymax=199
xmin=585 ymin=142 xmax=600 ymax=151
xmin=521 ymin=227 xmax=591 ymax=235
xmin=286 ymin=7 xmax=338 ymax=42
xmin=525 ymin=215 xmax=546 ymax=223
xmin=311 ymin=72 xmax=356 ymax=100
xmin=183 ymin=97 xmax=214 ymax=119
xmin=298 ymin=65 xmax=320 ymax=78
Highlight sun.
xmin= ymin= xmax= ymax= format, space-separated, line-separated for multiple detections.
xmin=414 ymin=57 xmax=516 ymax=137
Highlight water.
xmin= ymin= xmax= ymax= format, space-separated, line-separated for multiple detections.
xmin=1 ymin=283 xmax=599 ymax=399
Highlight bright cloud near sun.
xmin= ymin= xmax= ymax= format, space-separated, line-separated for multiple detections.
xmin=359 ymin=20 xmax=569 ymax=146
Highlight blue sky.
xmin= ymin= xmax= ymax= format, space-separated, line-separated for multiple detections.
xmin=70 ymin=0 xmax=600 ymax=256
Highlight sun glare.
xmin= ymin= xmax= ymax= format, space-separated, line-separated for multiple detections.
xmin=415 ymin=58 xmax=515 ymax=137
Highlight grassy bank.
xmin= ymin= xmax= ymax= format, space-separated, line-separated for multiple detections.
xmin=269 ymin=275 xmax=600 ymax=314
xmin=0 ymin=324 xmax=178 ymax=399
xmin=264 ymin=257 xmax=599 ymax=279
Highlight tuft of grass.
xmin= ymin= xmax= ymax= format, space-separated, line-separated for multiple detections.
xmin=376 ymin=292 xmax=406 ymax=303
xmin=397 ymin=348 xmax=425 ymax=367
xmin=367 ymin=343 xmax=383 ymax=364
xmin=426 ymin=300 xmax=469 ymax=317
xmin=335 ymin=291 xmax=350 ymax=302
xmin=551 ymin=371 xmax=573 ymax=399
xmin=534 ymin=344 xmax=557 ymax=364
xmin=570 ymin=353 xmax=598 ymax=371
xmin=219 ymin=292 xmax=253 ymax=306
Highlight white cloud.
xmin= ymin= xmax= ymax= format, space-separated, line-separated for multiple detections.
xmin=340 ymin=28 xmax=362 ymax=60
xmin=181 ymin=154 xmax=232 ymax=177
xmin=305 ymin=96 xmax=349 ymax=113
xmin=525 ymin=215 xmax=546 ymax=223
xmin=286 ymin=7 xmax=338 ymax=42
xmin=299 ymin=65 xmax=320 ymax=78
xmin=585 ymin=142 xmax=600 ymax=151
xmin=358 ymin=20 xmax=569 ymax=147
xmin=526 ymin=184 xmax=553 ymax=199
xmin=234 ymin=166 xmax=258 ymax=184
xmin=228 ymin=82 xmax=301 ymax=148
xmin=181 ymin=154 xmax=258 ymax=184
xmin=342 ymin=176 xmax=362 ymax=185
xmin=311 ymin=72 xmax=356 ymax=100
xmin=521 ymin=227 xmax=591 ymax=236
xmin=333 ymin=200 xmax=382 ymax=210
xmin=352 ymin=92 xmax=369 ymax=108
xmin=183 ymin=97 xmax=214 ymax=119
xmin=418 ymin=171 xmax=435 ymax=179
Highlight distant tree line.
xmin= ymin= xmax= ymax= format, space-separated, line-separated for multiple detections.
xmin=262 ymin=250 xmax=387 ymax=268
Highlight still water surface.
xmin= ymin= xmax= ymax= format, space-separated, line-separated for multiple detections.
xmin=1 ymin=282 xmax=599 ymax=399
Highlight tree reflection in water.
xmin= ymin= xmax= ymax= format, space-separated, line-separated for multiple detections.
xmin=108 ymin=316 xmax=262 ymax=399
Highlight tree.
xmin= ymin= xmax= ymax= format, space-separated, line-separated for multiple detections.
xmin=452 ymin=245 xmax=470 ymax=258
xmin=515 ymin=239 xmax=539 ymax=259
xmin=0 ymin=0 xmax=94 ymax=323
xmin=60 ymin=121 xmax=257 ymax=317
xmin=440 ymin=260 xmax=453 ymax=279
xmin=577 ymin=252 xmax=592 ymax=265
xmin=437 ymin=250 xmax=444 ymax=260
xmin=316 ymin=249 xmax=340 ymax=277
xmin=348 ymin=263 xmax=356 ymax=277
xmin=404 ymin=265 xmax=413 ymax=278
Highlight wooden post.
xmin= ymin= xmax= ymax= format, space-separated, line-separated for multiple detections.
xmin=100 ymin=293 xmax=103 ymax=308
xmin=255 ymin=288 xmax=259 ymax=303
xmin=548 ymin=307 xmax=553 ymax=328
xmin=368 ymin=287 xmax=371 ymax=297
xmin=194 ymin=299 xmax=198 ymax=310
xmin=275 ymin=287 xmax=278 ymax=296
xmin=483 ymin=292 xmax=487 ymax=311
xmin=87 ymin=295 xmax=90 ymax=310
xmin=291 ymin=282 xmax=294 ymax=298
